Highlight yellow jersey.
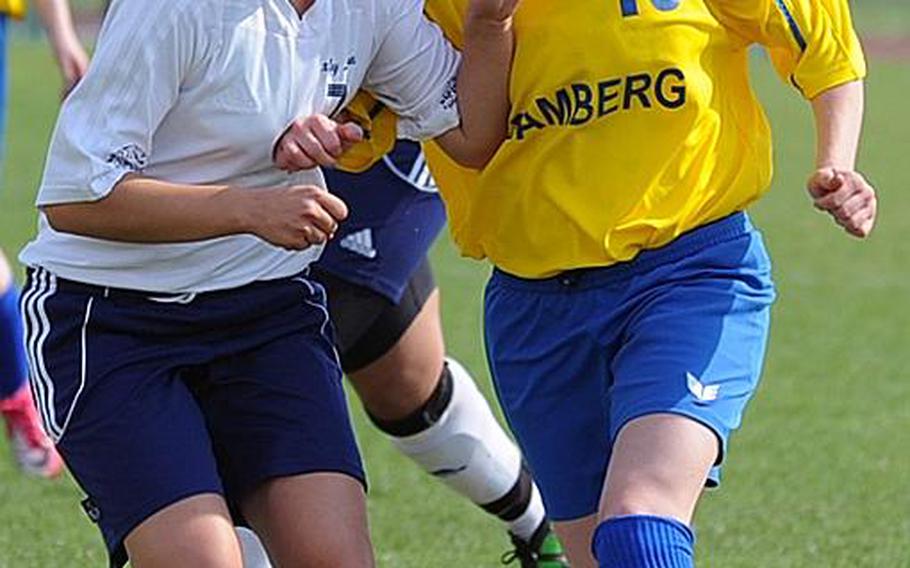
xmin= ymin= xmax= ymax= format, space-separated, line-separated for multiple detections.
xmin=346 ymin=0 xmax=866 ymax=278
xmin=0 ymin=0 xmax=27 ymax=20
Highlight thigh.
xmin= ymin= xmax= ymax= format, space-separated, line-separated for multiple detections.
xmin=199 ymin=277 xmax=365 ymax=506
xmin=600 ymin=414 xmax=717 ymax=524
xmin=21 ymin=270 xmax=224 ymax=567
xmin=484 ymin=275 xmax=610 ymax=522
xmin=609 ymin=232 xmax=776 ymax=479
xmin=125 ymin=494 xmax=241 ymax=568
xmin=319 ymin=256 xmax=439 ymax=375
xmin=312 ymin=266 xmax=388 ymax=362
xmin=243 ymin=472 xmax=373 ymax=568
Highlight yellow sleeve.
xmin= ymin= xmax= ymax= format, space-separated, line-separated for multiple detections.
xmin=424 ymin=0 xmax=468 ymax=48
xmin=709 ymin=0 xmax=866 ymax=99
xmin=335 ymin=0 xmax=469 ymax=173
xmin=334 ymin=92 xmax=398 ymax=173
xmin=0 ymin=0 xmax=28 ymax=20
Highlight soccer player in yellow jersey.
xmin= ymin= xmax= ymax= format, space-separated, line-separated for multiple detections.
xmin=275 ymin=0 xmax=877 ymax=565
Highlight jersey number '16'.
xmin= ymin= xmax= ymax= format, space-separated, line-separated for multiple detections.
xmin=621 ymin=0 xmax=681 ymax=17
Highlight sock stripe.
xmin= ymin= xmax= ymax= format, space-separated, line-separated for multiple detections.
xmin=480 ymin=464 xmax=533 ymax=522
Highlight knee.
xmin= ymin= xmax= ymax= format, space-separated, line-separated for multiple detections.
xmin=602 ymin=489 xmax=673 ymax=520
xmin=0 ymin=255 xmax=12 ymax=294
xmin=175 ymin=545 xmax=243 ymax=568
xmin=127 ymin=530 xmax=243 ymax=568
xmin=353 ymin=353 xmax=444 ymax=421
xmin=296 ymin=533 xmax=373 ymax=568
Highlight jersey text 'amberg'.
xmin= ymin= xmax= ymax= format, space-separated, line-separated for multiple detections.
xmin=420 ymin=0 xmax=865 ymax=278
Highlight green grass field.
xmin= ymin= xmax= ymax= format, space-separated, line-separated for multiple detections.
xmin=1 ymin=8 xmax=909 ymax=567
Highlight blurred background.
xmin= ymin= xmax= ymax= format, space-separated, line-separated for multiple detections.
xmin=0 ymin=2 xmax=908 ymax=566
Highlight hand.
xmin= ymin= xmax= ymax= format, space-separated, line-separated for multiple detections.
xmin=244 ymin=185 xmax=349 ymax=250
xmin=52 ymin=35 xmax=89 ymax=99
xmin=467 ymin=0 xmax=521 ymax=23
xmin=274 ymin=115 xmax=364 ymax=172
xmin=807 ymin=168 xmax=877 ymax=238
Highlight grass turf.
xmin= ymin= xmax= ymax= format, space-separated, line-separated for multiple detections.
xmin=0 ymin=13 xmax=908 ymax=568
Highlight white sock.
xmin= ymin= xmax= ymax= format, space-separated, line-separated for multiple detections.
xmin=508 ymin=484 xmax=546 ymax=541
xmin=389 ymin=358 xmax=546 ymax=538
xmin=235 ymin=527 xmax=273 ymax=568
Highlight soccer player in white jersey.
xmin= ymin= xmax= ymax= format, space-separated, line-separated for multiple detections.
xmin=16 ymin=0 xmax=519 ymax=565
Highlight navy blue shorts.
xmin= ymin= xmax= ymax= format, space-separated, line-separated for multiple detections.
xmin=20 ymin=268 xmax=364 ymax=567
xmin=318 ymin=140 xmax=446 ymax=302
xmin=484 ymin=213 xmax=776 ymax=521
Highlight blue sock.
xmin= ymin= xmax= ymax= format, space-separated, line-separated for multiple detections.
xmin=0 ymin=284 xmax=28 ymax=399
xmin=593 ymin=515 xmax=695 ymax=568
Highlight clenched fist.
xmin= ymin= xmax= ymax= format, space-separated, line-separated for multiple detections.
xmin=807 ymin=168 xmax=877 ymax=238
xmin=244 ymin=185 xmax=349 ymax=250
xmin=274 ymin=115 xmax=364 ymax=172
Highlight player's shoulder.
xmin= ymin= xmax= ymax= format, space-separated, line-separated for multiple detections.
xmin=105 ymin=0 xmax=220 ymax=29
xmin=343 ymin=0 xmax=424 ymax=24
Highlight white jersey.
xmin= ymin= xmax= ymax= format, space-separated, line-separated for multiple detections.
xmin=20 ymin=0 xmax=462 ymax=293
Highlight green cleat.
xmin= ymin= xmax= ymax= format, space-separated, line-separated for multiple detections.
xmin=501 ymin=520 xmax=570 ymax=567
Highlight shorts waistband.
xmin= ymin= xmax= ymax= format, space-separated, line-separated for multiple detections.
xmin=25 ymin=267 xmax=312 ymax=305
xmin=491 ymin=212 xmax=754 ymax=292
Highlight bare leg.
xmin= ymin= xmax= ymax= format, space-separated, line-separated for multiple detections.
xmin=243 ymin=472 xmax=374 ymax=568
xmin=124 ymin=493 xmax=243 ymax=568
xmin=346 ymin=288 xmax=553 ymax=556
xmin=347 ymin=290 xmax=444 ymax=420
xmin=552 ymin=515 xmax=598 ymax=568
xmin=0 ymin=249 xmax=11 ymax=292
xmin=547 ymin=415 xmax=715 ymax=566
xmin=599 ymin=414 xmax=716 ymax=524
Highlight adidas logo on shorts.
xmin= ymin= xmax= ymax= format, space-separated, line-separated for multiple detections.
xmin=339 ymin=229 xmax=378 ymax=259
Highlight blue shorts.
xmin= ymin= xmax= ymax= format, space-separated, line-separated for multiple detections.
xmin=318 ymin=140 xmax=446 ymax=302
xmin=484 ymin=212 xmax=775 ymax=521
xmin=20 ymin=268 xmax=364 ymax=567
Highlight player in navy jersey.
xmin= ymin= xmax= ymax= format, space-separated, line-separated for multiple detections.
xmin=313 ymin=140 xmax=567 ymax=566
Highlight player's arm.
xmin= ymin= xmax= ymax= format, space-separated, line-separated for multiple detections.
xmin=45 ymin=176 xmax=348 ymax=249
xmin=37 ymin=1 xmax=344 ymax=250
xmin=806 ymin=80 xmax=876 ymax=238
xmin=709 ymin=0 xmax=875 ymax=237
xmin=31 ymin=0 xmax=89 ymax=95
xmin=430 ymin=0 xmax=516 ymax=168
xmin=276 ymin=0 xmax=518 ymax=172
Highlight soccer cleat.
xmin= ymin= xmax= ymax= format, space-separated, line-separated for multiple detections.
xmin=502 ymin=520 xmax=570 ymax=567
xmin=0 ymin=384 xmax=64 ymax=478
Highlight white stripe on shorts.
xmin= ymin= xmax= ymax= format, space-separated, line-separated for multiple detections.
xmin=22 ymin=268 xmax=63 ymax=441
xmin=56 ymin=296 xmax=94 ymax=442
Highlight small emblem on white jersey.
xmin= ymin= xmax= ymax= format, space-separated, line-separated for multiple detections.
xmin=323 ymin=55 xmax=358 ymax=115
xmin=340 ymin=229 xmax=377 ymax=259
xmin=686 ymin=372 xmax=720 ymax=403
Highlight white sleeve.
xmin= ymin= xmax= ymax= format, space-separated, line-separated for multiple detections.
xmin=364 ymin=0 xmax=462 ymax=141
xmin=36 ymin=0 xmax=210 ymax=205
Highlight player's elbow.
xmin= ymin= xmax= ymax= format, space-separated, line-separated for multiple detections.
xmin=43 ymin=201 xmax=107 ymax=237
xmin=449 ymin=143 xmax=499 ymax=170
xmin=43 ymin=204 xmax=82 ymax=234
xmin=436 ymin=128 xmax=503 ymax=170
